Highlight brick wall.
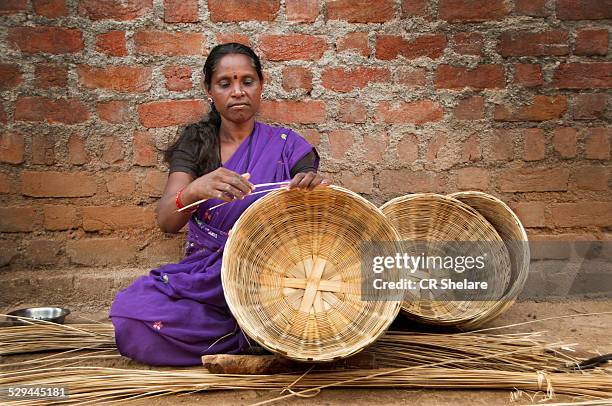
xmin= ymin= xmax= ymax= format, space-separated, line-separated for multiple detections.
xmin=0 ymin=0 xmax=610 ymax=269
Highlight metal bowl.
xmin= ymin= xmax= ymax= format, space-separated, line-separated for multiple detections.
xmin=6 ymin=307 xmax=71 ymax=326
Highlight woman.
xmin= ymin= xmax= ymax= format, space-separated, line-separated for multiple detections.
xmin=109 ymin=43 xmax=328 ymax=366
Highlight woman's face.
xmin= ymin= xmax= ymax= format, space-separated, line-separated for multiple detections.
xmin=207 ymin=53 xmax=263 ymax=125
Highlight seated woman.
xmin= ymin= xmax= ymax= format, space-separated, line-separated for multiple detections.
xmin=109 ymin=43 xmax=329 ymax=366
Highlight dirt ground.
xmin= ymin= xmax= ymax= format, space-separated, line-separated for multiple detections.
xmin=4 ymin=298 xmax=610 ymax=405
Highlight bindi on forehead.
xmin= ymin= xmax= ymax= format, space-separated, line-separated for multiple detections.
xmin=233 ymin=73 xmax=237 ymax=79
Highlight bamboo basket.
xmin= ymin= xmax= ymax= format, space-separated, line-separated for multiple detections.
xmin=380 ymin=193 xmax=511 ymax=328
xmin=448 ymin=191 xmax=530 ymax=329
xmin=222 ymin=185 xmax=402 ymax=362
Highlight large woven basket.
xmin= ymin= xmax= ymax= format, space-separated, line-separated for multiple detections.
xmin=448 ymin=191 xmax=530 ymax=329
xmin=379 ymin=193 xmax=511 ymax=328
xmin=222 ymin=185 xmax=402 ymax=362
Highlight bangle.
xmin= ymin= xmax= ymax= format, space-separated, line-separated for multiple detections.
xmin=175 ymin=187 xmax=197 ymax=213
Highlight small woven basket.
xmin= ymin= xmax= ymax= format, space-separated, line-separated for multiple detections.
xmin=380 ymin=193 xmax=511 ymax=328
xmin=448 ymin=191 xmax=530 ymax=329
xmin=222 ymin=185 xmax=402 ymax=362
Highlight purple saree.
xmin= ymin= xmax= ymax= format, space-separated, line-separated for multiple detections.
xmin=109 ymin=122 xmax=317 ymax=366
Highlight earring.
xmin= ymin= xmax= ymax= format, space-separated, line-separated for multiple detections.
xmin=207 ymin=97 xmax=213 ymax=104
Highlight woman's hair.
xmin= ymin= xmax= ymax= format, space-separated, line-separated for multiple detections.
xmin=163 ymin=43 xmax=264 ymax=175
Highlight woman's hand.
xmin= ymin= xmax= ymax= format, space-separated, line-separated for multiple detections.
xmin=288 ymin=171 xmax=331 ymax=191
xmin=183 ymin=168 xmax=254 ymax=203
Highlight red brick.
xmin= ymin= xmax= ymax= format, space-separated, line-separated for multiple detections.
xmin=82 ymin=206 xmax=155 ymax=231
xmin=550 ymin=202 xmax=612 ymax=227
xmin=209 ymin=0 xmax=279 ymax=21
xmin=0 ymin=133 xmax=24 ymax=164
xmin=379 ymin=169 xmax=445 ymax=193
xmin=584 ymin=128 xmax=611 ymax=160
xmin=32 ymin=134 xmax=56 ymax=165
xmin=133 ymin=131 xmax=157 ymax=166
xmin=375 ymin=34 xmax=446 ymax=60
xmin=363 ymin=133 xmax=387 ymax=163
xmin=494 ymin=95 xmax=567 ymax=122
xmin=300 ymin=129 xmax=321 ymax=147
xmin=101 ymin=137 xmax=124 ymax=164
xmin=552 ymin=127 xmax=577 ymax=158
xmin=105 ymin=172 xmax=137 ymax=196
xmin=78 ymin=0 xmax=153 ymax=20
xmin=402 ymin=0 xmax=429 ymax=18
xmin=0 ymin=207 xmax=37 ymax=232
xmin=142 ymin=239 xmax=183 ymax=264
xmin=164 ymin=65 xmax=192 ymax=91
xmin=282 ymin=67 xmax=312 ymax=92
xmin=523 ymin=128 xmax=545 ymax=161
xmin=396 ymin=133 xmax=419 ymax=163
xmin=214 ymin=33 xmax=250 ymax=46
xmin=453 ymin=32 xmax=484 ymax=55
xmin=95 ymin=31 xmax=128 ymax=56
xmin=0 ymin=64 xmax=22 ymax=89
xmin=435 ymin=64 xmax=504 ymax=90
xmin=327 ymin=0 xmax=394 ymax=23
xmin=164 ymin=0 xmax=198 ymax=22
xmin=134 ymin=31 xmax=205 ymax=56
xmin=500 ymin=30 xmax=568 ymax=56
xmin=35 ymin=64 xmax=68 ymax=88
xmin=22 ymin=171 xmax=97 ymax=197
xmin=456 ymin=167 xmax=489 ymax=190
xmin=43 ymin=205 xmax=78 ymax=230
xmin=286 ymin=0 xmax=318 ymax=22
xmin=0 ymin=0 xmax=27 ymax=14
xmin=0 ymin=102 xmax=6 ymax=124
xmin=461 ymin=134 xmax=481 ymax=162
xmin=0 ymin=173 xmax=11 ymax=194
xmin=340 ymin=171 xmax=373 ymax=194
xmin=551 ymin=63 xmax=612 ymax=89
xmin=260 ymin=34 xmax=327 ymax=61
xmin=0 ymin=240 xmax=18 ymax=267
xmin=557 ymin=0 xmax=612 ymax=20
xmin=439 ymin=0 xmax=508 ymax=22
xmin=513 ymin=202 xmax=545 ymax=227
xmin=67 ymin=238 xmax=139 ymax=266
xmin=395 ymin=67 xmax=427 ymax=88
xmin=15 ymin=97 xmax=89 ymax=124
xmin=337 ymin=100 xmax=367 ymax=123
xmin=142 ymin=170 xmax=167 ymax=197
xmin=454 ymin=96 xmax=484 ymax=120
xmin=489 ymin=129 xmax=515 ymax=161
xmin=573 ymin=94 xmax=607 ymax=120
xmin=8 ymin=26 xmax=83 ymax=54
xmin=321 ymin=67 xmax=390 ymax=93
xmin=77 ymin=65 xmax=151 ymax=93
xmin=68 ymin=134 xmax=89 ymax=165
xmin=498 ymin=168 xmax=569 ymax=192
xmin=328 ymin=130 xmax=353 ymax=159
xmin=97 ymin=100 xmax=130 ymax=124
xmin=514 ymin=0 xmax=548 ymax=17
xmin=375 ymin=101 xmax=444 ymax=125
xmin=574 ymin=166 xmax=608 ymax=191
xmin=25 ymin=239 xmax=62 ymax=265
xmin=260 ymin=100 xmax=325 ymax=124
xmin=513 ymin=64 xmax=543 ymax=87
xmin=575 ymin=29 xmax=608 ymax=56
xmin=424 ymin=132 xmax=458 ymax=170
xmin=138 ymin=99 xmax=206 ymax=128
xmin=33 ymin=0 xmax=68 ymax=18
xmin=337 ymin=32 xmax=369 ymax=57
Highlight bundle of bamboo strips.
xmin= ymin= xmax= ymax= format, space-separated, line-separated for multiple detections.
xmin=1 ymin=365 xmax=610 ymax=405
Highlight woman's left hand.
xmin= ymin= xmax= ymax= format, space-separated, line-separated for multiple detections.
xmin=288 ymin=172 xmax=331 ymax=191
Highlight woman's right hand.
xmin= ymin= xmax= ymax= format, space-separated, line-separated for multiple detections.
xmin=182 ymin=168 xmax=255 ymax=204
